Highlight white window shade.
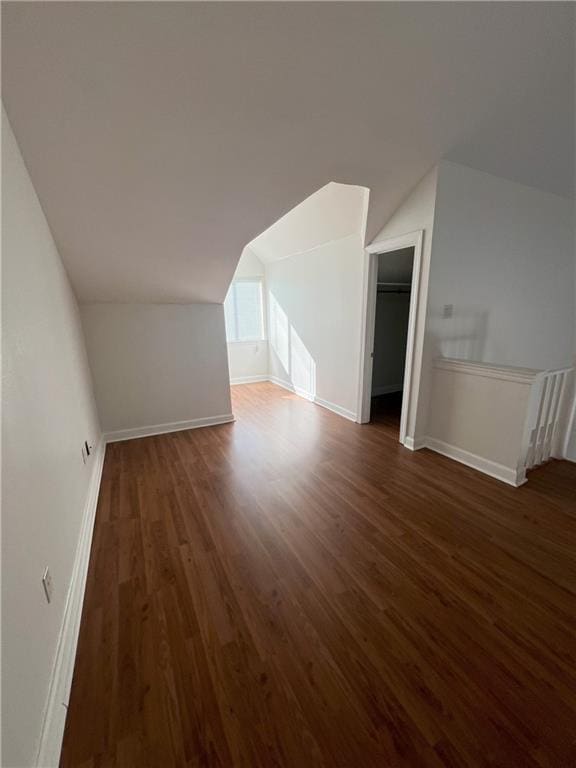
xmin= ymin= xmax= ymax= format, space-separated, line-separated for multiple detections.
xmin=224 ymin=279 xmax=265 ymax=342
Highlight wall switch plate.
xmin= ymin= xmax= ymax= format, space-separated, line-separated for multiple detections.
xmin=42 ymin=568 xmax=53 ymax=603
xmin=81 ymin=445 xmax=87 ymax=464
xmin=85 ymin=440 xmax=91 ymax=457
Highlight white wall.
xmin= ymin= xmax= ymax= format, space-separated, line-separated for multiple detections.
xmin=424 ymin=161 xmax=575 ymax=455
xmin=227 ymin=342 xmax=268 ymax=384
xmin=372 ymin=161 xmax=576 ymax=448
xmin=2 ymin=108 xmax=101 ymax=767
xmin=371 ymin=167 xmax=439 ymax=438
xmin=227 ymin=248 xmax=269 ymax=384
xmin=250 ymin=182 xmax=369 ymax=264
xmin=81 ymin=303 xmax=233 ymax=436
xmin=266 ymin=233 xmax=365 ymax=418
xmin=428 ymin=161 xmax=575 ymax=370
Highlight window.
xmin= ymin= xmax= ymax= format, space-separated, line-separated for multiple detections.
xmin=224 ymin=279 xmax=265 ymax=342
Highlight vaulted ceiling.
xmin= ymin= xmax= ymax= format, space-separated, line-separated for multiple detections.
xmin=2 ymin=2 xmax=574 ymax=303
xmin=248 ymin=182 xmax=369 ymax=264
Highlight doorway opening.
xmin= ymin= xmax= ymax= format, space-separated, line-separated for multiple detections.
xmin=370 ymin=247 xmax=413 ymax=431
xmin=358 ymin=230 xmax=424 ymax=446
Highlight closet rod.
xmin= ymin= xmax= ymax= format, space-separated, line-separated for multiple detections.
xmin=377 ymin=281 xmax=411 ymax=294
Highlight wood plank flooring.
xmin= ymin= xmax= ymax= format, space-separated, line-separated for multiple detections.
xmin=61 ymin=382 xmax=576 ymax=767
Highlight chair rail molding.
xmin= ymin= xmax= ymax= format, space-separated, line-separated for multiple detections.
xmin=433 ymin=357 xmax=541 ymax=385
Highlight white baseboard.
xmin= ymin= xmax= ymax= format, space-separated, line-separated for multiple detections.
xmin=268 ymin=375 xmax=296 ymax=394
xmin=229 ymin=375 xmax=268 ymax=385
xmin=372 ymin=384 xmax=402 ymax=397
xmin=404 ymin=435 xmax=426 ymax=451
xmin=314 ymin=396 xmax=357 ymax=422
xmin=104 ymin=413 xmax=235 ymax=443
xmin=36 ymin=440 xmax=106 ymax=768
xmin=268 ymin=375 xmax=313 ymax=401
xmin=268 ymin=377 xmax=357 ymax=422
xmin=423 ymin=436 xmax=526 ymax=487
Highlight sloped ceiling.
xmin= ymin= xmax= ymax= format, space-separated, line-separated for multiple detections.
xmin=2 ymin=3 xmax=574 ymax=303
xmin=248 ymin=182 xmax=368 ymax=264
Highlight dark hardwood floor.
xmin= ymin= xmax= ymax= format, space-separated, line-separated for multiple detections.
xmin=61 ymin=382 xmax=576 ymax=767
xmin=370 ymin=391 xmax=403 ymax=430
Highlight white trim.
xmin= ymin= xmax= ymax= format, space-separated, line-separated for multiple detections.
xmin=229 ymin=375 xmax=268 ymax=385
xmin=268 ymin=377 xmax=357 ymax=422
xmin=36 ymin=440 xmax=106 ymax=768
xmin=404 ymin=435 xmax=427 ymax=451
xmin=269 ymin=375 xmax=305 ymax=396
xmin=268 ymin=375 xmax=296 ymax=393
xmin=372 ymin=384 xmax=402 ymax=397
xmin=364 ymin=231 xmax=422 ymax=256
xmin=357 ymin=230 xmax=424 ymax=448
xmin=562 ymin=373 xmax=576 ymax=460
xmin=294 ymin=387 xmax=315 ymax=402
xmin=359 ymin=187 xmax=371 ymax=245
xmin=434 ymin=357 xmax=541 ymax=385
xmin=268 ymin=375 xmax=314 ymax=401
xmin=314 ymin=396 xmax=357 ymax=422
xmin=104 ymin=414 xmax=234 ymax=443
xmin=357 ymin=244 xmax=378 ymax=421
xmin=423 ymin=437 xmax=526 ymax=487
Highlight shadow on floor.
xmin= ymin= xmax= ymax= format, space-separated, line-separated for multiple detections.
xmin=370 ymin=391 xmax=402 ymax=431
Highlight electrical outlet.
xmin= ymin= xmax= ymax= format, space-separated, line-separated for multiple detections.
xmin=42 ymin=567 xmax=53 ymax=603
xmin=442 ymin=303 xmax=454 ymax=319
